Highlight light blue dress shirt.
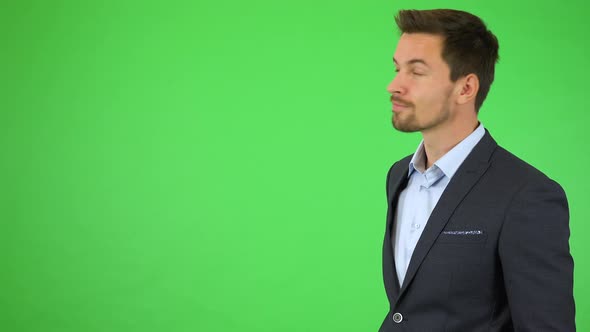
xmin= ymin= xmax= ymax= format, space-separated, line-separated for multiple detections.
xmin=393 ymin=123 xmax=485 ymax=286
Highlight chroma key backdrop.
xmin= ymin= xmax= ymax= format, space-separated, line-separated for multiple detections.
xmin=2 ymin=0 xmax=588 ymax=331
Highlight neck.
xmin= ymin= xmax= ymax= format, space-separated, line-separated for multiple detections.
xmin=421 ymin=114 xmax=479 ymax=169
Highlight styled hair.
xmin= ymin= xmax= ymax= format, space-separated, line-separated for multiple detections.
xmin=395 ymin=9 xmax=500 ymax=112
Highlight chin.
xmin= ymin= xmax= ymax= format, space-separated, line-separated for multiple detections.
xmin=393 ymin=122 xmax=419 ymax=133
xmin=392 ymin=116 xmax=420 ymax=133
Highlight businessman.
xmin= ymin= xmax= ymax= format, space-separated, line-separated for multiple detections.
xmin=381 ymin=9 xmax=575 ymax=331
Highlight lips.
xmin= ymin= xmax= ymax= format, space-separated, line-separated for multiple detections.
xmin=392 ymin=102 xmax=410 ymax=111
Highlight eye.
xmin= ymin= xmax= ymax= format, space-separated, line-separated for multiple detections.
xmin=412 ymin=71 xmax=424 ymax=76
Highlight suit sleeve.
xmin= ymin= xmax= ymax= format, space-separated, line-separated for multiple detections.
xmin=498 ymin=179 xmax=575 ymax=331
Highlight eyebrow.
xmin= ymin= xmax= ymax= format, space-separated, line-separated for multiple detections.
xmin=393 ymin=57 xmax=430 ymax=67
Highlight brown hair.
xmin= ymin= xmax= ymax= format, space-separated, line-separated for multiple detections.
xmin=395 ymin=9 xmax=500 ymax=112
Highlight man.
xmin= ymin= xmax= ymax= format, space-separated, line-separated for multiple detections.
xmin=381 ymin=9 xmax=575 ymax=331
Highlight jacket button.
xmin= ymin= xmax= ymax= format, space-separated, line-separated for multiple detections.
xmin=392 ymin=312 xmax=403 ymax=323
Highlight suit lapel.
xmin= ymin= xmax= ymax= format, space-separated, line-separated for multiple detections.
xmin=383 ymin=157 xmax=411 ymax=299
xmin=395 ymin=130 xmax=498 ymax=303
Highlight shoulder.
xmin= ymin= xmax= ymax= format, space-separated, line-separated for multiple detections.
xmin=489 ymin=145 xmax=565 ymax=197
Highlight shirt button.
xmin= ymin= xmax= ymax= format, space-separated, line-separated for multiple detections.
xmin=392 ymin=312 xmax=403 ymax=323
xmin=415 ymin=223 xmax=421 ymax=229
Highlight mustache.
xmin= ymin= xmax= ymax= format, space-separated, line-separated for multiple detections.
xmin=390 ymin=95 xmax=413 ymax=107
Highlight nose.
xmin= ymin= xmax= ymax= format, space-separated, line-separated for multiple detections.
xmin=387 ymin=73 xmax=406 ymax=96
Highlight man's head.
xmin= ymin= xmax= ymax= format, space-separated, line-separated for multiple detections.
xmin=387 ymin=9 xmax=499 ymax=133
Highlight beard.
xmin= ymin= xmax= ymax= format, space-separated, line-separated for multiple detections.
xmin=392 ymin=104 xmax=451 ymax=132
xmin=391 ymin=89 xmax=453 ymax=133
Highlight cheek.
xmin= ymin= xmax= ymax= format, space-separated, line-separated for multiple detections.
xmin=416 ymin=86 xmax=452 ymax=110
xmin=412 ymin=92 xmax=439 ymax=113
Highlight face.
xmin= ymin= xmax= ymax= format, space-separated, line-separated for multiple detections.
xmin=387 ymin=33 xmax=459 ymax=133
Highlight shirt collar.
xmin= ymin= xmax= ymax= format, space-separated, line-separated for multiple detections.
xmin=408 ymin=123 xmax=486 ymax=179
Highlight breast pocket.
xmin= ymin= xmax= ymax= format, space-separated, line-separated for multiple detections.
xmin=437 ymin=230 xmax=487 ymax=244
xmin=429 ymin=230 xmax=487 ymax=265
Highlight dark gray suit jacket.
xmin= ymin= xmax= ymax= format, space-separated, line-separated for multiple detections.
xmin=380 ymin=130 xmax=575 ymax=331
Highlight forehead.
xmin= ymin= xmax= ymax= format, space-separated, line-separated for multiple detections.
xmin=394 ymin=33 xmax=446 ymax=65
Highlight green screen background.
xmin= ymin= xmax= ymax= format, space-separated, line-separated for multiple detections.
xmin=2 ymin=0 xmax=588 ymax=331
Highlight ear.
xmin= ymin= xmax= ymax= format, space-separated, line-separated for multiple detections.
xmin=455 ymin=73 xmax=479 ymax=106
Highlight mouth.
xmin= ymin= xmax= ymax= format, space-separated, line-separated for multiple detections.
xmin=392 ymin=102 xmax=410 ymax=112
